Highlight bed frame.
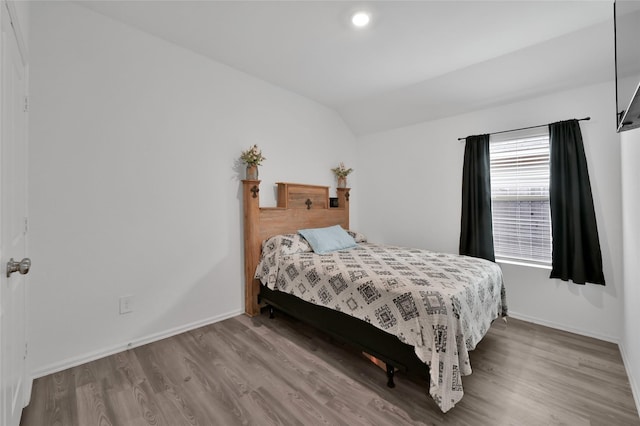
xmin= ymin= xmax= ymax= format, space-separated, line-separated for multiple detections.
xmin=242 ymin=180 xmax=430 ymax=385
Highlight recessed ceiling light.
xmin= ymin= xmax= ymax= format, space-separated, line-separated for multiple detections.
xmin=351 ymin=11 xmax=370 ymax=28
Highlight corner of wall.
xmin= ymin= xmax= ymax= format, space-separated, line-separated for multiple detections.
xmin=619 ymin=342 xmax=640 ymax=415
xmin=620 ymin=128 xmax=640 ymax=416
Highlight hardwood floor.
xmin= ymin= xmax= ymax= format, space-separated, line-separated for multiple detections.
xmin=21 ymin=313 xmax=639 ymax=426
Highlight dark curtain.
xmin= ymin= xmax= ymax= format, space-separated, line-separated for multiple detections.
xmin=459 ymin=134 xmax=495 ymax=262
xmin=549 ymin=120 xmax=605 ymax=285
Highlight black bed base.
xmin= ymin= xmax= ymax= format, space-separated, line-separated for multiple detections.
xmin=259 ymin=285 xmax=430 ymax=388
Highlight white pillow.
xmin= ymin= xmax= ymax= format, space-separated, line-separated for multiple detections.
xmin=347 ymin=230 xmax=368 ymax=243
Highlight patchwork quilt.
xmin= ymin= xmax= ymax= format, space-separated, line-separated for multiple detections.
xmin=255 ymin=234 xmax=507 ymax=412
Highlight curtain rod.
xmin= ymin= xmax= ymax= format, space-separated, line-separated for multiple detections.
xmin=457 ymin=117 xmax=591 ymax=141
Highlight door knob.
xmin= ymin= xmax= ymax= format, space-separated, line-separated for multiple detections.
xmin=6 ymin=258 xmax=31 ymax=278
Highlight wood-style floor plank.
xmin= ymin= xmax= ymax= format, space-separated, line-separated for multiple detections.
xmin=21 ymin=314 xmax=639 ymax=426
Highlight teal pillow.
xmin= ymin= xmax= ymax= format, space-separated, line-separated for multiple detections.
xmin=298 ymin=225 xmax=357 ymax=254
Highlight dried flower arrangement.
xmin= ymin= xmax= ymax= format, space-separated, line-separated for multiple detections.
xmin=240 ymin=144 xmax=266 ymax=166
xmin=331 ymin=162 xmax=354 ymax=178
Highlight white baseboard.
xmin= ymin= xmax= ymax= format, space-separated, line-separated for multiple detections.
xmin=619 ymin=342 xmax=640 ymax=415
xmin=507 ymin=311 xmax=619 ymax=344
xmin=30 ymin=308 xmax=243 ymax=380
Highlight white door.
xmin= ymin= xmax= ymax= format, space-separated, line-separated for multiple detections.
xmin=0 ymin=1 xmax=28 ymax=425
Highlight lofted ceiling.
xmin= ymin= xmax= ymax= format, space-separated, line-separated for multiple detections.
xmin=78 ymin=1 xmax=615 ymax=135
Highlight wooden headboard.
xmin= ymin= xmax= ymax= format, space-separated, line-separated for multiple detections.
xmin=242 ymin=180 xmax=351 ymax=316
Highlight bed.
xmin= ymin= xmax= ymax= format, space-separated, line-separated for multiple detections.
xmin=242 ymin=180 xmax=507 ymax=413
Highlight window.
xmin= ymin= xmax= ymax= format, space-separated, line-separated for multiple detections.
xmin=490 ymin=131 xmax=552 ymax=266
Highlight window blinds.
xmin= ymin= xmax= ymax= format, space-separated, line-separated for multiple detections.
xmin=490 ymin=133 xmax=552 ymax=265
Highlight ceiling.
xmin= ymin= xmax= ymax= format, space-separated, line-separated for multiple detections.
xmin=78 ymin=1 xmax=615 ymax=135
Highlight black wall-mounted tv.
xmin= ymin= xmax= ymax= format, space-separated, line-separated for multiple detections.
xmin=615 ymin=1 xmax=640 ymax=132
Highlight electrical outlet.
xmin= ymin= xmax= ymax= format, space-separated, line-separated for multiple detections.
xmin=119 ymin=295 xmax=133 ymax=315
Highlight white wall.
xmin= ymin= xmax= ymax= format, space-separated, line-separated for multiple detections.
xmin=357 ymin=81 xmax=623 ymax=341
xmin=28 ymin=1 xmax=356 ymax=377
xmin=621 ymin=127 xmax=640 ymax=410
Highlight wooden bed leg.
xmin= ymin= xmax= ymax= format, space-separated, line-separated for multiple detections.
xmin=386 ymin=363 xmax=396 ymax=388
xmin=268 ymin=306 xmax=275 ymax=319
